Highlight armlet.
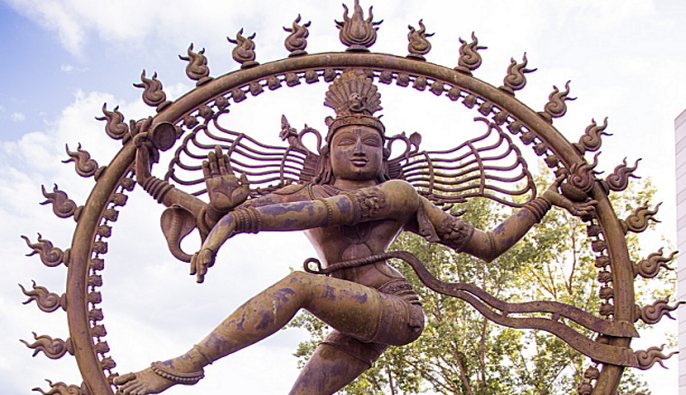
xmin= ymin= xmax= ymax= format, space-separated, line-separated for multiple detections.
xmin=435 ymin=216 xmax=475 ymax=252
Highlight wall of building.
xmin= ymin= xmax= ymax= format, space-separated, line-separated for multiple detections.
xmin=675 ymin=108 xmax=686 ymax=394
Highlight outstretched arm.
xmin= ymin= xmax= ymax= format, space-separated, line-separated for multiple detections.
xmin=192 ymin=180 xmax=421 ymax=282
xmin=412 ymin=177 xmax=596 ymax=262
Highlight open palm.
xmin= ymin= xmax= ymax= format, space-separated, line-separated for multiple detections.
xmin=203 ymin=146 xmax=250 ymax=213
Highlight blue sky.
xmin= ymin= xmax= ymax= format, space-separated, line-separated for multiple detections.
xmin=0 ymin=2 xmax=65 ymax=137
xmin=2 ymin=0 xmax=686 ymax=394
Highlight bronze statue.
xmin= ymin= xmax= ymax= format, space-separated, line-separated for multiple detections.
xmin=21 ymin=3 xmax=681 ymax=394
xmin=113 ymin=71 xmax=594 ymax=394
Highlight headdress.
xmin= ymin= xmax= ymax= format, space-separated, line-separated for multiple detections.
xmin=323 ymin=70 xmax=384 ymax=142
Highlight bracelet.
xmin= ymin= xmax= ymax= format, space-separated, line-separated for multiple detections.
xmin=233 ymin=206 xmax=261 ymax=234
xmin=142 ymin=176 xmax=174 ymax=204
xmin=522 ymin=196 xmax=552 ymax=223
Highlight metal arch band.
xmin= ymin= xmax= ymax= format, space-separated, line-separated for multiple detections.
xmin=66 ymin=52 xmax=633 ymax=393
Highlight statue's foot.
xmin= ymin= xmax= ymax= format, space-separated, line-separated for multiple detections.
xmin=114 ymin=362 xmax=204 ymax=395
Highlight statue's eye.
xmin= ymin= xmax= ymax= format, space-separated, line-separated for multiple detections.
xmin=336 ymin=138 xmax=355 ymax=146
xmin=363 ymin=137 xmax=381 ymax=147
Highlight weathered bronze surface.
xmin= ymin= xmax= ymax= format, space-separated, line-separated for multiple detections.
xmin=110 ymin=69 xmax=595 ymax=394
xmin=20 ymin=1 xmax=677 ymax=394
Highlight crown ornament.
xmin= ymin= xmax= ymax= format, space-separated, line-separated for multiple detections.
xmin=323 ymin=71 xmax=384 ymax=136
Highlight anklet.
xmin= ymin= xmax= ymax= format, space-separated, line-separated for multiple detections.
xmin=193 ymin=344 xmax=213 ymax=365
xmin=150 ymin=361 xmax=205 ymax=385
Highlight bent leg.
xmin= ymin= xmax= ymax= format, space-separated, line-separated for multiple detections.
xmin=116 ymin=272 xmax=392 ymax=394
xmin=289 ymin=332 xmax=387 ymax=395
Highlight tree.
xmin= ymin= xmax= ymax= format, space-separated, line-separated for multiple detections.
xmin=289 ymin=176 xmax=668 ymax=394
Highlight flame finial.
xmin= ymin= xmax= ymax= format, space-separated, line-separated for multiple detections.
xmin=228 ymin=28 xmax=258 ymax=69
xmin=407 ymin=19 xmax=434 ymax=60
xmin=335 ymin=0 xmax=383 ymax=51
xmin=284 ymin=14 xmax=311 ymax=56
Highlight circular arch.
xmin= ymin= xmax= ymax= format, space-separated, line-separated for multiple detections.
xmin=66 ymin=51 xmax=632 ymax=394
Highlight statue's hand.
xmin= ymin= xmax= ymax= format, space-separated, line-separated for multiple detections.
xmin=542 ymin=175 xmax=597 ymax=217
xmin=203 ymin=146 xmax=250 ymax=215
xmin=190 ymin=248 xmax=216 ymax=283
xmin=190 ymin=210 xmax=237 ymax=283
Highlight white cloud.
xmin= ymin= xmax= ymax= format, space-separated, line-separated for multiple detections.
xmin=10 ymin=112 xmax=25 ymax=122
xmin=5 ymin=0 xmax=319 ymax=57
xmin=4 ymin=0 xmax=661 ymax=60
xmin=7 ymin=0 xmax=86 ymax=56
xmin=60 ymin=64 xmax=88 ymax=73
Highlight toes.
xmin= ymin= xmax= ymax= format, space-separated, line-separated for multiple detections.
xmin=128 ymin=383 xmax=146 ymax=395
xmin=113 ymin=372 xmax=135 ymax=385
xmin=117 ymin=378 xmax=140 ymax=394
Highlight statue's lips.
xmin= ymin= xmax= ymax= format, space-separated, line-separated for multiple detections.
xmin=351 ymin=158 xmax=368 ymax=167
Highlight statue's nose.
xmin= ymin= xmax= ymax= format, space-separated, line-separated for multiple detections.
xmin=353 ymin=139 xmax=365 ymax=155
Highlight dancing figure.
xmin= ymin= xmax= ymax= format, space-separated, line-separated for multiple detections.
xmin=115 ymin=71 xmax=593 ymax=395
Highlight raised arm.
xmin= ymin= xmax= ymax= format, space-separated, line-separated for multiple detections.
xmin=135 ymin=144 xmax=250 ymax=261
xmin=135 ymin=142 xmax=207 ymax=215
xmin=410 ymin=177 xmax=596 ymax=262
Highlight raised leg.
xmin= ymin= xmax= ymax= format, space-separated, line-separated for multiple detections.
xmin=115 ymin=271 xmax=391 ymax=394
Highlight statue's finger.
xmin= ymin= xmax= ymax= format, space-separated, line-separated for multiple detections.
xmin=208 ymin=151 xmax=219 ymax=176
xmin=202 ymin=161 xmax=211 ymax=179
xmin=239 ymin=173 xmax=249 ymax=186
xmin=240 ymin=183 xmax=250 ymax=197
xmin=554 ymin=173 xmax=566 ymax=185
xmin=217 ymin=156 xmax=229 ymax=175
xmin=215 ymin=146 xmax=229 ymax=175
xmin=213 ymin=146 xmax=225 ymax=173
xmin=190 ymin=254 xmax=198 ymax=275
xmin=222 ymin=153 xmax=233 ymax=173
xmin=203 ymin=250 xmax=216 ymax=268
xmin=196 ymin=266 xmax=206 ymax=283
xmin=578 ymin=203 xmax=595 ymax=213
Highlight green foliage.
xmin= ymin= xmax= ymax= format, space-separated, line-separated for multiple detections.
xmin=288 ymin=175 xmax=671 ymax=394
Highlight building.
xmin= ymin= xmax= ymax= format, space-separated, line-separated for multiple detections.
xmin=675 ymin=108 xmax=686 ymax=393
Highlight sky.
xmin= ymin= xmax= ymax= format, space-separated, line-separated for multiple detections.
xmin=1 ymin=0 xmax=686 ymax=394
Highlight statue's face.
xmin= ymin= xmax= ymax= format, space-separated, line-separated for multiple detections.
xmin=330 ymin=125 xmax=384 ymax=181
